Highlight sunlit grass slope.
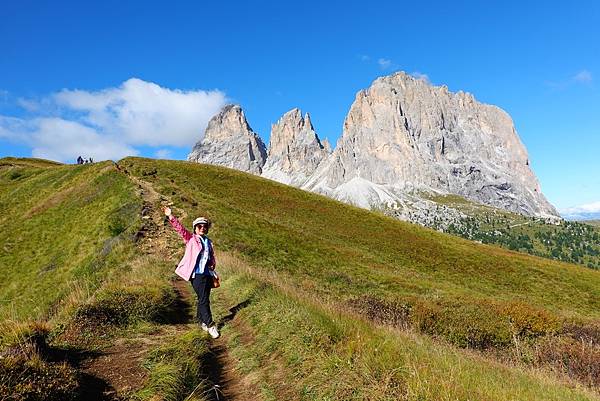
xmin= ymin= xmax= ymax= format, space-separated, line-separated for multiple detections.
xmin=3 ymin=156 xmax=599 ymax=399
xmin=0 ymin=158 xmax=141 ymax=320
xmin=215 ymin=256 xmax=598 ymax=400
xmin=121 ymin=157 xmax=600 ymax=398
xmin=121 ymin=157 xmax=600 ymax=322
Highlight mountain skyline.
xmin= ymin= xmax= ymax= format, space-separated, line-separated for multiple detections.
xmin=0 ymin=1 xmax=598 ymax=216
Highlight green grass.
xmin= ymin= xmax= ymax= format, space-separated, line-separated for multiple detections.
xmin=214 ymin=256 xmax=599 ymax=400
xmin=3 ymin=156 xmax=600 ymax=399
xmin=120 ymin=157 xmax=600 ymax=321
xmin=0 ymin=158 xmax=143 ymax=321
xmin=135 ymin=330 xmax=211 ymax=401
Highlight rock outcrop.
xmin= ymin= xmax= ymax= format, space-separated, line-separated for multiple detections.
xmin=261 ymin=108 xmax=330 ymax=185
xmin=188 ymin=72 xmax=559 ymax=219
xmin=304 ymin=72 xmax=558 ymax=218
xmin=187 ymin=104 xmax=267 ymax=174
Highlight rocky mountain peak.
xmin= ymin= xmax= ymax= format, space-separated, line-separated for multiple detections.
xmin=304 ymin=112 xmax=314 ymax=131
xmin=187 ymin=104 xmax=267 ymax=174
xmin=306 ymin=71 xmax=558 ymax=218
xmin=209 ymin=104 xmax=251 ymax=136
xmin=187 ymin=73 xmax=559 ymax=220
xmin=261 ymin=108 xmax=329 ymax=185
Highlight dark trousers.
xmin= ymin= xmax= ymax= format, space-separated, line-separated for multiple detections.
xmin=191 ymin=274 xmax=213 ymax=326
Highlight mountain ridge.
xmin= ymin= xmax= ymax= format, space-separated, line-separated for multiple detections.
xmin=188 ymin=71 xmax=559 ymax=221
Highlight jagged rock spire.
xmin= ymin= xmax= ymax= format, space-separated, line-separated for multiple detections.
xmin=186 ymin=72 xmax=559 ymax=219
xmin=188 ymin=104 xmax=267 ymax=175
xmin=261 ymin=108 xmax=329 ymax=185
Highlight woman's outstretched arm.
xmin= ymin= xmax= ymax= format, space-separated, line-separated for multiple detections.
xmin=163 ymin=206 xmax=193 ymax=243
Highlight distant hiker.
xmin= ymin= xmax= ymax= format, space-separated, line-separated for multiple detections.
xmin=163 ymin=206 xmax=220 ymax=339
xmin=77 ymin=156 xmax=83 ymax=164
xmin=89 ymin=157 xmax=93 ymax=163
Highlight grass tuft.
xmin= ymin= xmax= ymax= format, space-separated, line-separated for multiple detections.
xmin=135 ymin=330 xmax=211 ymax=401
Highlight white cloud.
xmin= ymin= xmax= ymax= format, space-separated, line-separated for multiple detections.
xmin=573 ymin=70 xmax=592 ymax=83
xmin=0 ymin=116 xmax=25 ymax=140
xmin=154 ymin=148 xmax=173 ymax=159
xmin=410 ymin=71 xmax=430 ymax=83
xmin=0 ymin=78 xmax=228 ymax=162
xmin=53 ymin=78 xmax=227 ymax=147
xmin=359 ymin=54 xmax=370 ymax=62
xmin=560 ymin=201 xmax=600 ymax=220
xmin=545 ymin=69 xmax=593 ymax=89
xmin=377 ymin=58 xmax=392 ymax=69
xmin=17 ymin=98 xmax=42 ymax=112
xmin=0 ymin=116 xmax=137 ymax=162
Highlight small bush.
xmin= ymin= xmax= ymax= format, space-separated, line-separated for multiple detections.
xmin=108 ymin=215 xmax=128 ymax=236
xmin=501 ymin=301 xmax=561 ymax=339
xmin=358 ymin=297 xmax=561 ymax=350
xmin=535 ymin=335 xmax=600 ymax=388
xmin=411 ymin=300 xmax=513 ymax=349
xmin=562 ymin=321 xmax=600 ymax=344
xmin=0 ymin=321 xmax=50 ymax=354
xmin=348 ymin=296 xmax=411 ymax=328
xmin=74 ymin=285 xmax=176 ymax=330
xmin=9 ymin=170 xmax=23 ymax=180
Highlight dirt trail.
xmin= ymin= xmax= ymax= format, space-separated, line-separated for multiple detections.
xmin=79 ymin=170 xmax=255 ymax=400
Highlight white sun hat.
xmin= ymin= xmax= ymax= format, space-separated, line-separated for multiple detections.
xmin=193 ymin=217 xmax=211 ymax=228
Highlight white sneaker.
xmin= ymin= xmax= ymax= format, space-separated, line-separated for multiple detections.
xmin=200 ymin=323 xmax=208 ymax=332
xmin=208 ymin=325 xmax=220 ymax=339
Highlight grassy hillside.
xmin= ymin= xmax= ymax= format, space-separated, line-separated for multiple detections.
xmin=2 ymin=156 xmax=600 ymax=400
xmin=0 ymin=158 xmax=142 ymax=320
xmin=416 ymin=194 xmax=600 ymax=269
xmin=216 ymin=255 xmax=598 ymax=400
xmin=0 ymin=158 xmax=211 ymax=400
xmin=119 ymin=157 xmax=600 ymax=399
xmin=121 ymin=158 xmax=600 ymax=319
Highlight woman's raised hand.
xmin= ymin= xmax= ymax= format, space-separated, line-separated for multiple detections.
xmin=163 ymin=206 xmax=172 ymax=217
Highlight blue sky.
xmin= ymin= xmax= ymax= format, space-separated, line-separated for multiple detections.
xmin=0 ymin=1 xmax=598 ymax=214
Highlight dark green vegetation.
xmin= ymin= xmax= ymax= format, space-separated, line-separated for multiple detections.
xmin=2 ymin=156 xmax=600 ymax=400
xmin=426 ymin=195 xmax=600 ymax=269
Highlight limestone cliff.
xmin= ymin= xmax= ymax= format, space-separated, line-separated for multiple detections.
xmin=304 ymin=72 xmax=558 ymax=218
xmin=261 ymin=108 xmax=329 ymax=185
xmin=187 ymin=104 xmax=267 ymax=175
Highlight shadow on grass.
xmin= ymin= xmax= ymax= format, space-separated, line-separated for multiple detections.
xmin=46 ymin=346 xmax=116 ymax=401
xmin=217 ymin=299 xmax=252 ymax=330
xmin=153 ymin=279 xmax=194 ymax=325
xmin=76 ymin=373 xmax=115 ymax=401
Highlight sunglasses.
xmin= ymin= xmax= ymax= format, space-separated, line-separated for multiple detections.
xmin=195 ymin=224 xmax=209 ymax=229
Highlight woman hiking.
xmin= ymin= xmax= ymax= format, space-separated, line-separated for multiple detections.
xmin=163 ymin=206 xmax=220 ymax=339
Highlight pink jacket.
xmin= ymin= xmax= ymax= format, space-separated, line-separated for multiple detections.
xmin=169 ymin=216 xmax=216 ymax=281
